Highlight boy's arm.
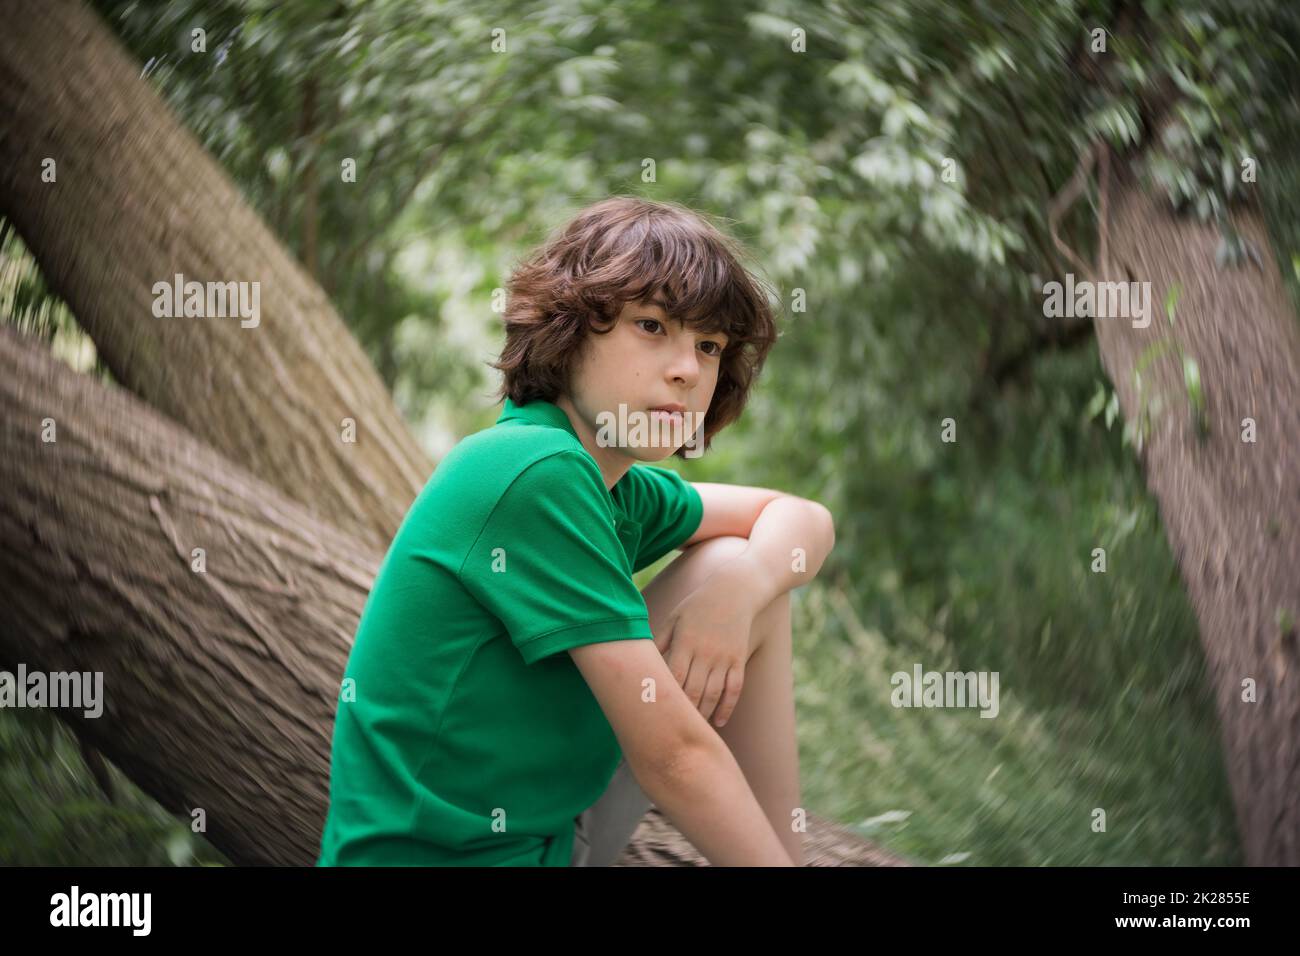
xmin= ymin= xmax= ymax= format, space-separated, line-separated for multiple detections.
xmin=677 ymin=481 xmax=835 ymax=612
xmin=678 ymin=481 xmax=790 ymax=548
xmin=568 ymin=638 xmax=795 ymax=866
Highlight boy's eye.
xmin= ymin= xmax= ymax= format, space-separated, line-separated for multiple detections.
xmin=635 ymin=318 xmax=724 ymax=356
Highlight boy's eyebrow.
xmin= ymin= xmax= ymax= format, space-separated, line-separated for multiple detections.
xmin=641 ymin=297 xmax=674 ymax=319
xmin=636 ymin=298 xmax=682 ymax=329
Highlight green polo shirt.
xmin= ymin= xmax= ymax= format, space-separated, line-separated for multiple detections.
xmin=316 ymin=397 xmax=704 ymax=866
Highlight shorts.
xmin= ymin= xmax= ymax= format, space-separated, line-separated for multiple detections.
xmin=570 ymin=755 xmax=654 ymax=866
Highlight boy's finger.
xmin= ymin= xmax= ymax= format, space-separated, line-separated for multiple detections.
xmin=667 ymin=648 xmax=691 ymax=692
xmin=652 ymin=617 xmax=676 ymax=655
xmin=698 ymin=668 xmax=726 ymax=723
xmin=713 ymin=667 xmax=743 ymax=728
xmin=682 ymin=658 xmax=709 ymax=708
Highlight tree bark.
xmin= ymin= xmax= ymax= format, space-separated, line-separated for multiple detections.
xmin=0 ymin=325 xmax=905 ymax=867
xmin=0 ymin=0 xmax=431 ymax=553
xmin=1095 ymin=173 xmax=1300 ymax=866
xmin=0 ymin=324 xmax=379 ymax=866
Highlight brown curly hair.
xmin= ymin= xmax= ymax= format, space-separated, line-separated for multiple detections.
xmin=490 ymin=196 xmax=779 ymax=458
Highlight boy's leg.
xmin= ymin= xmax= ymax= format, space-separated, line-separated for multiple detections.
xmin=570 ymin=755 xmax=653 ymax=866
xmin=712 ymin=588 xmax=803 ymax=864
xmin=572 ymin=536 xmax=803 ymax=865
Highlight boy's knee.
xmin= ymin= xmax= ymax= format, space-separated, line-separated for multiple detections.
xmin=641 ymin=536 xmax=750 ymax=629
xmin=678 ymin=534 xmax=749 ymax=566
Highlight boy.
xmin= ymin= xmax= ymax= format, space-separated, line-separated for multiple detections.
xmin=317 ymin=196 xmax=835 ymax=867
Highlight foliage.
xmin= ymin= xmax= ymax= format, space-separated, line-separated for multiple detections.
xmin=8 ymin=0 xmax=1297 ymax=862
xmin=0 ymin=707 xmax=228 ymax=866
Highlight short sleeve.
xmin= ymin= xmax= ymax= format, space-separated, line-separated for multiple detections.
xmin=459 ymin=451 xmax=654 ymax=665
xmin=621 ymin=464 xmax=705 ymax=573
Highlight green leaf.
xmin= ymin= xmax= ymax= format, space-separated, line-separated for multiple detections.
xmin=1164 ymin=282 xmax=1182 ymax=325
xmin=1104 ymin=390 xmax=1120 ymax=430
xmin=1182 ymin=355 xmax=1203 ymax=412
xmin=1084 ymin=382 xmax=1107 ymax=421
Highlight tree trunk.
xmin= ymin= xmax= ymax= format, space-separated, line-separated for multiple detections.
xmin=0 ymin=0 xmax=431 ymax=553
xmin=1095 ymin=172 xmax=1300 ymax=866
xmin=0 ymin=324 xmax=903 ymax=866
xmin=0 ymin=324 xmax=379 ymax=866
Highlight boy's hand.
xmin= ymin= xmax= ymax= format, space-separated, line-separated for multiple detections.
xmin=653 ymin=575 xmax=761 ymax=729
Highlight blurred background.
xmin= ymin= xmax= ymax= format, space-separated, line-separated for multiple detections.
xmin=2 ymin=0 xmax=1297 ymax=866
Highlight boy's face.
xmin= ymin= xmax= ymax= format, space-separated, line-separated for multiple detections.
xmin=556 ymin=297 xmax=729 ymax=477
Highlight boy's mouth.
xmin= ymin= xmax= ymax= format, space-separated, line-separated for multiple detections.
xmin=648 ymin=406 xmax=686 ymax=425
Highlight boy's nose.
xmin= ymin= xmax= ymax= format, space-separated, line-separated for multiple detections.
xmin=667 ymin=344 xmax=700 ymax=386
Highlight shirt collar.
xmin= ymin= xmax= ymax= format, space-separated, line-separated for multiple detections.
xmin=496 ymin=396 xmax=580 ymax=440
xmin=495 ymin=397 xmax=636 ymax=517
